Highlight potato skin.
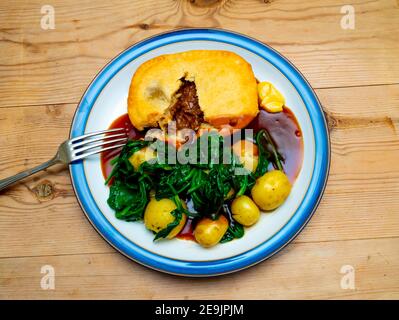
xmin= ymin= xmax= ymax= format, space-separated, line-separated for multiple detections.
xmin=144 ymin=198 xmax=186 ymax=239
xmin=128 ymin=146 xmax=156 ymax=171
xmin=194 ymin=215 xmax=229 ymax=248
xmin=231 ymin=195 xmax=260 ymax=226
xmin=251 ymin=170 xmax=292 ymax=211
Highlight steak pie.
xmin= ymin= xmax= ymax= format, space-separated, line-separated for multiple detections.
xmin=127 ymin=50 xmax=259 ymax=131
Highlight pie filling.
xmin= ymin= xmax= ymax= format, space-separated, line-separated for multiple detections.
xmin=168 ymin=80 xmax=204 ymax=131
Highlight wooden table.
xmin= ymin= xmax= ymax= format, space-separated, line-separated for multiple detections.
xmin=0 ymin=0 xmax=398 ymax=300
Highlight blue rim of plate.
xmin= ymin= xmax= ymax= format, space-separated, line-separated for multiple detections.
xmin=69 ymin=28 xmax=330 ymax=277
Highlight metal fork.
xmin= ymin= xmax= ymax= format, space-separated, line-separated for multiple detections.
xmin=0 ymin=128 xmax=127 ymax=191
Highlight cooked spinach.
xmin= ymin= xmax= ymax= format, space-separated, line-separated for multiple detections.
xmin=105 ymin=129 xmax=278 ymax=241
xmin=220 ymin=203 xmax=245 ymax=243
xmin=256 ymin=129 xmax=284 ymax=172
xmin=220 ymin=223 xmax=245 ymax=243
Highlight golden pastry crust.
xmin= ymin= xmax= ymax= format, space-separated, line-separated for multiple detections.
xmin=128 ymin=50 xmax=259 ymax=130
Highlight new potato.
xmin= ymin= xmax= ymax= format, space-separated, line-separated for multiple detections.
xmin=251 ymin=170 xmax=292 ymax=211
xmin=144 ymin=198 xmax=186 ymax=239
xmin=194 ymin=215 xmax=229 ymax=248
xmin=129 ymin=146 xmax=156 ymax=171
xmin=232 ymin=140 xmax=259 ymax=173
xmin=231 ymin=195 xmax=260 ymax=226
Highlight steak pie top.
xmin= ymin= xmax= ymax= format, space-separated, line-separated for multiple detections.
xmin=127 ymin=50 xmax=259 ymax=131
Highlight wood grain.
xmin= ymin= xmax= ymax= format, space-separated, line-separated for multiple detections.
xmin=0 ymin=0 xmax=398 ymax=299
xmin=0 ymin=85 xmax=398 ymax=257
xmin=0 ymin=0 xmax=399 ymax=107
xmin=0 ymin=238 xmax=398 ymax=299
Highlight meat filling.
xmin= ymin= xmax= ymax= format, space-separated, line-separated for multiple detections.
xmin=169 ymin=80 xmax=204 ymax=130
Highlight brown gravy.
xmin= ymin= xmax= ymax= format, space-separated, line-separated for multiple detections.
xmin=246 ymin=107 xmax=303 ymax=182
xmin=100 ymin=113 xmax=143 ymax=181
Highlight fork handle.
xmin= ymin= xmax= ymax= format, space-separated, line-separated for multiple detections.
xmin=0 ymin=156 xmax=60 ymax=192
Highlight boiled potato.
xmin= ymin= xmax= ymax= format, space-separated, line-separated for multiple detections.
xmin=231 ymin=195 xmax=260 ymax=226
xmin=129 ymin=146 xmax=156 ymax=171
xmin=258 ymin=82 xmax=285 ymax=113
xmin=194 ymin=215 xmax=229 ymax=248
xmin=144 ymin=198 xmax=186 ymax=239
xmin=232 ymin=140 xmax=259 ymax=173
xmin=251 ymin=170 xmax=292 ymax=211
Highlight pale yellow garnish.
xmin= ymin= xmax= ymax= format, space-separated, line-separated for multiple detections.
xmin=257 ymin=82 xmax=285 ymax=113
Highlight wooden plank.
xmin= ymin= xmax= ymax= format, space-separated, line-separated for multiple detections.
xmin=0 ymin=103 xmax=114 ymax=257
xmin=302 ymin=84 xmax=399 ymax=243
xmin=0 ymin=0 xmax=399 ymax=107
xmin=1 ymin=0 xmax=398 ymax=301
xmin=0 ymin=84 xmax=398 ymax=258
xmin=0 ymin=237 xmax=398 ymax=299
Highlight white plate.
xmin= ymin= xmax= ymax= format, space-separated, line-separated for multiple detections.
xmin=69 ymin=29 xmax=330 ymax=276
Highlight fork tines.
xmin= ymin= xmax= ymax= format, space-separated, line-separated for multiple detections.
xmin=70 ymin=128 xmax=128 ymax=160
